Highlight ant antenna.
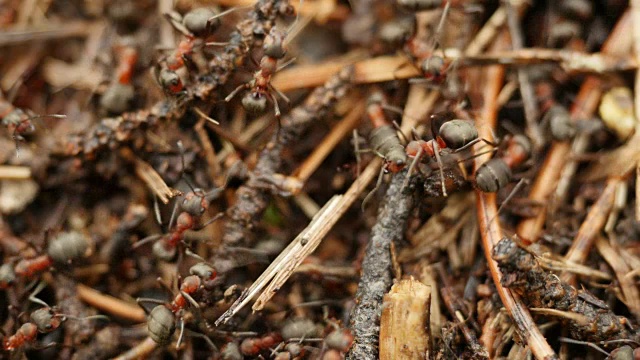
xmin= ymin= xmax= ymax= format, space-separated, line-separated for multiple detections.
xmin=432 ymin=140 xmax=447 ymax=197
xmin=176 ymin=141 xmax=197 ymax=194
xmin=153 ymin=195 xmax=163 ymax=226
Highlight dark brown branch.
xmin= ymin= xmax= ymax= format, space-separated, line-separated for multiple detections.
xmin=347 ymin=170 xmax=415 ymax=360
xmin=223 ymin=66 xmax=355 ymax=246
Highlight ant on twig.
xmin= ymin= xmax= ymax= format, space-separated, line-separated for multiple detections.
xmin=360 ymin=91 xmax=490 ymax=208
xmin=101 ymin=45 xmax=138 ymax=114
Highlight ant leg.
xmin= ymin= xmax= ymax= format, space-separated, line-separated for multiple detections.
xmin=454 ymin=137 xmax=498 ymax=153
xmin=193 ymin=212 xmax=224 ymax=231
xmin=177 ymin=140 xmax=198 ymax=194
xmin=167 ymin=199 xmax=180 ymax=232
xmin=176 ymin=320 xmax=186 ymax=349
xmin=153 ymin=196 xmax=163 ymax=226
xmin=361 ymin=167 xmax=386 ymax=212
xmin=432 ymin=141 xmax=448 ymax=197
xmin=353 ymin=130 xmax=362 ymax=179
xmin=132 ymin=234 xmax=163 ymax=249
xmin=276 ymin=57 xmax=297 ymax=73
xmin=402 ymin=147 xmax=423 ymax=190
xmin=391 ymin=120 xmax=409 ymax=144
xmin=269 ymin=84 xmax=290 ymax=104
xmin=163 ymin=12 xmax=192 ymax=36
xmin=185 ymin=329 xmax=218 ymax=351
xmin=225 ymin=84 xmax=248 ymax=102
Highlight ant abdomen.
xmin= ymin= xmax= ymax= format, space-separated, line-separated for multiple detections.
xmin=369 ymin=125 xmax=407 ymax=172
xmin=148 ymin=305 xmax=176 ymax=344
xmin=242 ymin=92 xmax=268 ymax=115
xmin=47 ymin=231 xmax=89 ymax=264
xmin=182 ymin=7 xmax=220 ymax=36
xmin=476 ymin=158 xmax=512 ymax=193
xmin=438 ymin=119 xmax=478 ymax=150
xmin=263 ymin=28 xmax=287 ymax=59
xmin=153 ymin=239 xmax=178 ymax=262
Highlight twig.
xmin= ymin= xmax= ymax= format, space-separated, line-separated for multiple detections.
xmin=505 ymin=0 xmax=544 ymax=150
xmin=473 ymin=34 xmax=558 ymax=360
xmin=292 ymin=100 xmax=365 ymax=185
xmin=112 ymin=337 xmax=158 ymax=360
xmin=0 ymin=20 xmax=99 ymax=46
xmin=119 ymin=148 xmax=181 ymax=204
xmin=595 ymin=236 xmax=640 ymax=320
xmin=517 ymin=11 xmax=632 ymax=243
xmin=0 ymin=165 xmax=31 ymax=180
xmin=560 ymin=178 xmax=619 ymax=284
xmin=223 ymin=66 xmax=355 ymax=246
xmin=346 ymin=170 xmax=414 ymax=360
xmin=76 ymin=284 xmax=146 ymax=323
xmin=216 ymin=158 xmax=382 ymax=325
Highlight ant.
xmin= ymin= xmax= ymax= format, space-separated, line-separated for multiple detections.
xmin=155 ymin=7 xmax=233 ymax=97
xmin=362 ymin=91 xmax=485 ymax=205
xmin=101 ymin=45 xmax=138 ymax=114
xmin=1 ymin=94 xmax=66 ymax=149
xmin=3 ymin=283 xmax=107 ymax=352
xmin=0 ymin=231 xmax=89 ymax=288
xmin=475 ymin=134 xmax=531 ymax=193
xmin=138 ymin=262 xmax=217 ymax=348
xmin=240 ymin=332 xmax=283 ymax=356
xmin=224 ymin=26 xmax=294 ymax=120
xmin=134 ymin=142 xmax=224 ymax=261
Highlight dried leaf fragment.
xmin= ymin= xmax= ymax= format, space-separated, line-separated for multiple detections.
xmin=379 ymin=278 xmax=431 ymax=360
xmin=599 ymin=87 xmax=636 ymax=141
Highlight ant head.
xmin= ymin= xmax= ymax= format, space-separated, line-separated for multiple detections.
xmin=438 ymin=119 xmax=478 ymax=150
xmin=181 ymin=190 xmax=208 ymax=216
xmin=47 ymin=231 xmax=89 ymax=264
xmin=158 ymin=68 xmax=185 ymax=96
xmin=148 ymin=305 xmax=176 ymax=344
xmin=189 ymin=262 xmax=217 ymax=281
xmin=30 ymin=308 xmax=62 ymax=333
xmin=242 ymin=92 xmax=268 ymax=115
xmin=263 ymin=28 xmax=287 ymax=59
xmin=153 ymin=239 xmax=178 ymax=262
xmin=183 ymin=7 xmax=220 ymax=36
xmin=0 ymin=263 xmax=15 ymax=289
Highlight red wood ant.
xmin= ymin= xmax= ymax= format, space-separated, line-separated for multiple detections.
xmin=1 ymin=95 xmax=66 ymax=147
xmin=3 ymin=284 xmax=107 ymax=351
xmin=0 ymin=231 xmax=89 ymax=287
xmin=101 ymin=45 xmax=138 ymax=114
xmin=225 ymin=26 xmax=293 ymax=119
xmin=240 ymin=332 xmax=283 ymax=356
xmin=475 ymin=134 xmax=532 ymax=193
xmin=139 ymin=262 xmax=217 ymax=348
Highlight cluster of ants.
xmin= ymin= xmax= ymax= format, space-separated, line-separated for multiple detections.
xmin=0 ymin=0 xmax=598 ymax=358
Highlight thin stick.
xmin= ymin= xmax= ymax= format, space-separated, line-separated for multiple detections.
xmin=216 ymin=158 xmax=382 ymax=325
xmin=112 ymin=337 xmax=157 ymax=360
xmin=292 ymin=100 xmax=365 ymax=185
xmin=0 ymin=165 xmax=31 ymax=180
xmin=76 ymin=284 xmax=146 ymax=323
xmin=473 ymin=33 xmax=557 ymax=360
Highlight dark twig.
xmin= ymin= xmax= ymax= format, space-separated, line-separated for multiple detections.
xmin=223 ymin=66 xmax=355 ymax=246
xmin=346 ymin=170 xmax=414 ymax=360
xmin=493 ymin=237 xmax=631 ymax=344
xmin=63 ymin=0 xmax=291 ymax=159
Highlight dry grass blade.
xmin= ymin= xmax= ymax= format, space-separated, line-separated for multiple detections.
xmin=0 ymin=165 xmax=31 ymax=180
xmin=595 ymin=236 xmax=640 ymax=319
xmin=120 ymin=148 xmax=181 ymax=204
xmin=76 ymin=284 xmax=146 ymax=323
xmin=216 ymin=158 xmax=382 ymax=325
